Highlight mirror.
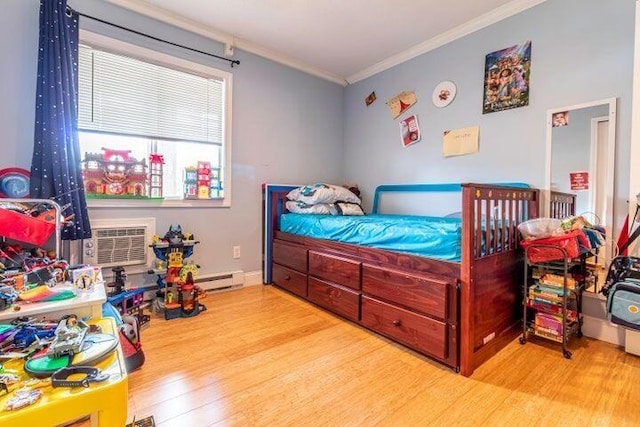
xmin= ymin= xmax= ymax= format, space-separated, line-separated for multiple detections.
xmin=545 ymin=98 xmax=617 ymax=266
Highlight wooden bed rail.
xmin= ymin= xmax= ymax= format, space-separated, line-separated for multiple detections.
xmin=460 ymin=183 xmax=539 ymax=376
xmin=549 ymin=190 xmax=576 ymax=219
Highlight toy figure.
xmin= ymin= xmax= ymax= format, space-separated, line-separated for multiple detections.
xmin=149 ymin=225 xmax=204 ymax=319
xmin=107 ymin=266 xmax=127 ymax=296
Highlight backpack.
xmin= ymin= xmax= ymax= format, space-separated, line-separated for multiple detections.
xmin=602 ymin=256 xmax=640 ymax=296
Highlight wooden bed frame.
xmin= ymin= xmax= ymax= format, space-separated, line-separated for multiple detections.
xmin=264 ymin=183 xmax=539 ymax=376
xmin=549 ymin=190 xmax=576 ymax=218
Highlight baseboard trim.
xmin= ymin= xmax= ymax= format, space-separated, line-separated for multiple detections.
xmin=244 ymin=270 xmax=263 ymax=287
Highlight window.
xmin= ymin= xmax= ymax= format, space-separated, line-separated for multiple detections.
xmin=77 ymin=31 xmax=232 ymax=207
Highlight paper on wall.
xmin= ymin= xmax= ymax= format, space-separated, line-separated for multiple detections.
xmin=400 ymin=115 xmax=421 ymax=147
xmin=386 ymin=91 xmax=417 ymax=119
xmin=443 ymin=126 xmax=479 ymax=157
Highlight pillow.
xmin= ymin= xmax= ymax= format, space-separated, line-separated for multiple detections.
xmin=334 ymin=202 xmax=365 ymax=216
xmin=287 ymin=183 xmax=361 ymax=205
xmin=285 ymin=201 xmax=333 ymax=215
xmin=285 ymin=201 xmax=365 ymax=216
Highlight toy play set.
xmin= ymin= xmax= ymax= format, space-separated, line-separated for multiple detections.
xmin=149 ymin=224 xmax=207 ymax=319
xmin=183 ymin=161 xmax=222 ymax=199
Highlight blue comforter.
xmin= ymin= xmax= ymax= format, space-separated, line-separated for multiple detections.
xmin=280 ymin=213 xmax=462 ymax=261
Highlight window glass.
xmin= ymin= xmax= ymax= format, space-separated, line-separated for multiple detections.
xmin=77 ymin=37 xmax=230 ymax=203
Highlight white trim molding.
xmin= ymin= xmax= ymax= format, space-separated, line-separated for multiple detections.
xmin=95 ymin=0 xmax=545 ymax=86
xmin=346 ymin=0 xmax=548 ymax=84
xmin=99 ymin=0 xmax=347 ymax=86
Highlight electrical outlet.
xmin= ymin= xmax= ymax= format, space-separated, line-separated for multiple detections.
xmin=233 ymin=246 xmax=241 ymax=259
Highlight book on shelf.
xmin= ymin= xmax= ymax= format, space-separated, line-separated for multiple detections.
xmin=534 ymin=327 xmax=564 ymax=343
xmin=539 ymin=273 xmax=576 ymax=290
xmin=526 ymin=300 xmax=578 ymax=322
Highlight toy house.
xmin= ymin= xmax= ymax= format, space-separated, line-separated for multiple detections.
xmin=183 ymin=167 xmax=198 ymax=199
xmin=148 ymin=153 xmax=164 ymax=198
xmin=196 ymin=161 xmax=211 ymax=199
xmin=82 ymin=148 xmax=148 ymax=197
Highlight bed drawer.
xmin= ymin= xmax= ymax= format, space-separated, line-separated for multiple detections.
xmin=273 ymin=239 xmax=307 ymax=272
xmin=362 ymin=265 xmax=448 ymax=319
xmin=309 ymin=251 xmax=361 ymax=290
xmin=308 ymin=277 xmax=360 ymax=322
xmin=362 ymin=296 xmax=447 ymax=360
xmin=273 ymin=264 xmax=307 ymax=298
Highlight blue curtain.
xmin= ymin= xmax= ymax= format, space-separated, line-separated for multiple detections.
xmin=31 ymin=0 xmax=91 ymax=240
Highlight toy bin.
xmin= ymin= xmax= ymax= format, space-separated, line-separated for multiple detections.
xmin=517 ymin=218 xmax=562 ymax=240
xmin=520 ymin=230 xmax=584 ymax=263
xmin=0 ymin=208 xmax=56 ymax=246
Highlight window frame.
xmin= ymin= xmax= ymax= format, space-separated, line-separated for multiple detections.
xmin=78 ymin=30 xmax=233 ymax=208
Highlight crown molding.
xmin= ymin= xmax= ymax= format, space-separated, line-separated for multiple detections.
xmin=101 ymin=0 xmax=348 ymax=86
xmin=346 ymin=0 xmax=547 ymax=84
xmin=99 ymin=0 xmax=545 ymax=87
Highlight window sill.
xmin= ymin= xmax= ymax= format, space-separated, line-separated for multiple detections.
xmin=86 ymin=198 xmax=230 ymax=209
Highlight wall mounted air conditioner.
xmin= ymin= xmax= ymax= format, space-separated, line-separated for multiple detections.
xmin=82 ymin=218 xmax=156 ymax=275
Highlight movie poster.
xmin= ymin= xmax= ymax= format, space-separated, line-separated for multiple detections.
xmin=482 ymin=41 xmax=531 ymax=114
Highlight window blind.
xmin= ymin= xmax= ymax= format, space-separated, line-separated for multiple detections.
xmin=78 ymin=45 xmax=224 ymax=145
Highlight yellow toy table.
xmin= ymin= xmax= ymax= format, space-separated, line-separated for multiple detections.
xmin=0 ymin=318 xmax=128 ymax=427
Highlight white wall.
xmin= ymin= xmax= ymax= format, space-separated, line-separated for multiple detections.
xmin=0 ymin=0 xmax=344 ymax=286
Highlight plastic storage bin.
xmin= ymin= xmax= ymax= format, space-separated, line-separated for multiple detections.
xmin=517 ymin=218 xmax=562 ymax=240
xmin=520 ymin=230 xmax=586 ymax=263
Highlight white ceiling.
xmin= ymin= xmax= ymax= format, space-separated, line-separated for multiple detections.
xmin=106 ymin=0 xmax=546 ymax=85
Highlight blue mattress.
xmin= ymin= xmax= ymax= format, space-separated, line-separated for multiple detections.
xmin=280 ymin=213 xmax=462 ymax=262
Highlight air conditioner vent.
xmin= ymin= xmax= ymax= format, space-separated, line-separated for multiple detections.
xmin=81 ymin=218 xmax=156 ymax=274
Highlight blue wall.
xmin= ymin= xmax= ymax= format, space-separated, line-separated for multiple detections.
xmin=343 ymin=0 xmax=634 ymax=237
xmin=0 ymin=0 xmax=344 ymax=284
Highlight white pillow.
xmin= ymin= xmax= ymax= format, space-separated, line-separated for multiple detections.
xmin=334 ymin=202 xmax=365 ymax=216
xmin=287 ymin=184 xmax=361 ymax=205
xmin=286 ymin=201 xmax=333 ymax=215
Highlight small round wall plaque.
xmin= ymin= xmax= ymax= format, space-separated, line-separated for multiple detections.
xmin=432 ymin=81 xmax=457 ymax=108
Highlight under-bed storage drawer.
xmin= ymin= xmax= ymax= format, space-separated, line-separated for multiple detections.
xmin=308 ymin=277 xmax=360 ymax=322
xmin=362 ymin=296 xmax=447 ymax=360
xmin=309 ymin=251 xmax=361 ymax=290
xmin=273 ymin=240 xmax=308 ymax=272
xmin=362 ymin=265 xmax=448 ymax=319
xmin=273 ymin=264 xmax=307 ymax=298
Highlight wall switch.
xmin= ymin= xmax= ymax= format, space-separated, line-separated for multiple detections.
xmin=233 ymin=246 xmax=241 ymax=259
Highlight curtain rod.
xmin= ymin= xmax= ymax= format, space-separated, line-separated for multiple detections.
xmin=67 ymin=7 xmax=241 ymax=68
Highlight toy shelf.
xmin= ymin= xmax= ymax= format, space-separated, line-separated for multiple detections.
xmin=0 ymin=317 xmax=127 ymax=427
xmin=0 ymin=282 xmax=106 ymax=324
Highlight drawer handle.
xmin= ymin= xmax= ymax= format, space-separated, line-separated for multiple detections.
xmin=284 ymin=275 xmax=291 ymax=281
xmin=392 ymin=319 xmax=402 ymax=327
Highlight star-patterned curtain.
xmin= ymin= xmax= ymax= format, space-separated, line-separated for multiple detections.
xmin=31 ymin=0 xmax=91 ymax=240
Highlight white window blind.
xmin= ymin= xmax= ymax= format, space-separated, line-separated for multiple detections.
xmin=78 ymin=45 xmax=224 ymax=145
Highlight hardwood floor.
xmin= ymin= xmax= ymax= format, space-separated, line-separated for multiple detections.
xmin=79 ymin=285 xmax=640 ymax=426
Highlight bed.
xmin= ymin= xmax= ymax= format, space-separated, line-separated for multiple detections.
xmin=549 ymin=190 xmax=576 ymax=218
xmin=264 ymin=183 xmax=540 ymax=376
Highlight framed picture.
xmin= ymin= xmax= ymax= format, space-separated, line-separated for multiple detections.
xmin=552 ymin=111 xmax=569 ymax=127
xmin=482 ymin=41 xmax=531 ymax=114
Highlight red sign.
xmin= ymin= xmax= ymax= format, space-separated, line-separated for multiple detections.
xmin=570 ymin=172 xmax=589 ymax=191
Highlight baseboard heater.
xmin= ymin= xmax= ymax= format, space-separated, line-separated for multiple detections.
xmin=135 ymin=270 xmax=245 ymax=302
xmin=195 ymin=271 xmax=245 ymax=292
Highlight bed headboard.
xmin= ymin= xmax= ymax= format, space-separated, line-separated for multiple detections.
xmin=371 ymin=182 xmax=532 ymax=214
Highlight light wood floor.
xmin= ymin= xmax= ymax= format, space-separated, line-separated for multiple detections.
xmin=78 ymin=284 xmax=640 ymax=426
